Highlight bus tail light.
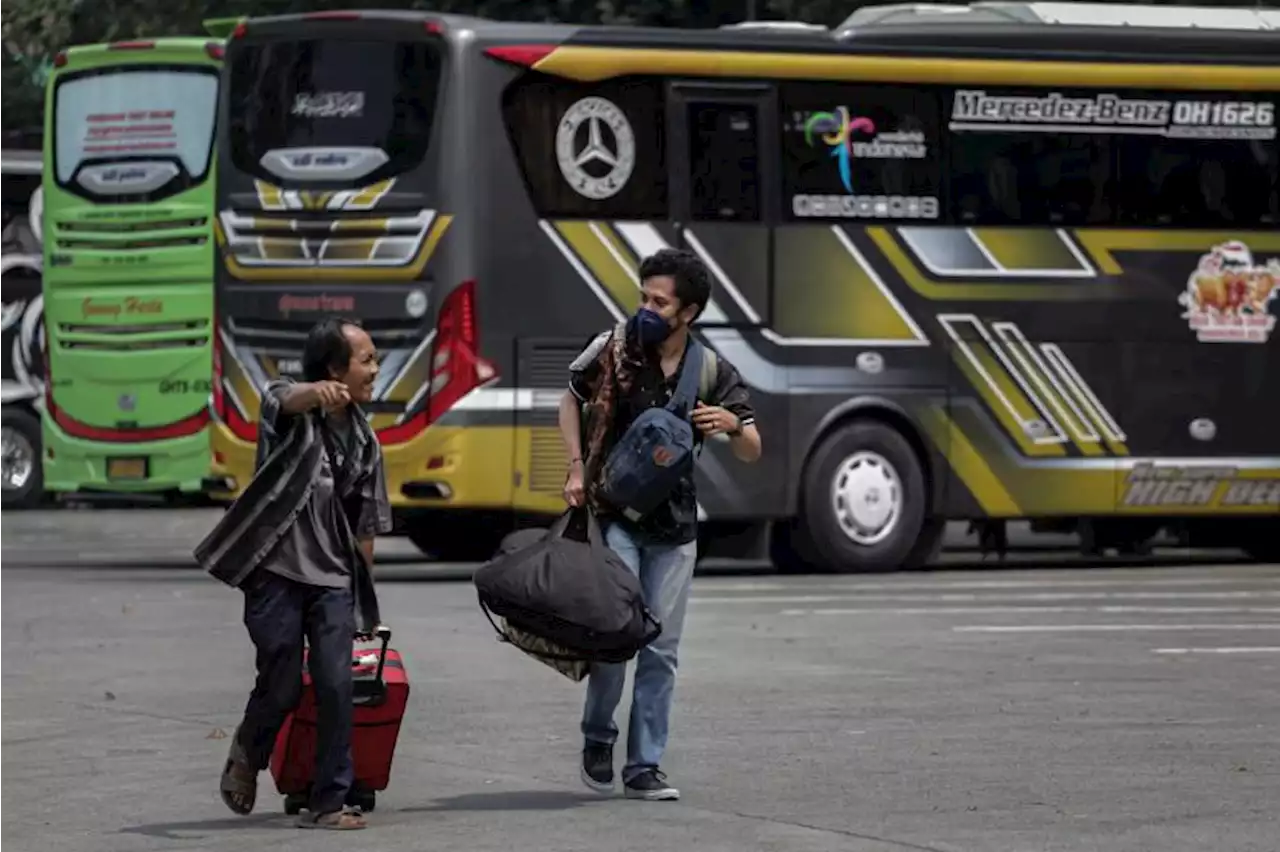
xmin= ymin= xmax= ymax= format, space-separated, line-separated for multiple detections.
xmin=427 ymin=280 xmax=495 ymax=425
xmin=53 ymin=52 xmax=68 ymax=68
xmin=205 ymin=42 xmax=225 ymax=60
xmin=484 ymin=45 xmax=555 ymax=67
xmin=376 ymin=280 xmax=495 ymax=446
xmin=232 ymin=21 xmax=247 ymax=39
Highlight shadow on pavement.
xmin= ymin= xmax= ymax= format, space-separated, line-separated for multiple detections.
xmin=119 ymin=813 xmax=292 ymax=840
xmin=401 ymin=789 xmax=606 ymax=812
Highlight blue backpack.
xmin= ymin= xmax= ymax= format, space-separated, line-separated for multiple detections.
xmin=597 ymin=336 xmax=706 ymax=523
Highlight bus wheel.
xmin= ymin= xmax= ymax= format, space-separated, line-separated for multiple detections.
xmin=1 ymin=407 xmax=43 ymax=510
xmin=797 ymin=420 xmax=928 ymax=573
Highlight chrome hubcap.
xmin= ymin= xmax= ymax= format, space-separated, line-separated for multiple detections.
xmin=0 ymin=424 xmax=34 ymax=491
xmin=2 ymin=425 xmax=35 ymax=492
xmin=831 ymin=451 xmax=902 ymax=546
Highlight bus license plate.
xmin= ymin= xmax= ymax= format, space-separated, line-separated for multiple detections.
xmin=107 ymin=457 xmax=148 ymax=480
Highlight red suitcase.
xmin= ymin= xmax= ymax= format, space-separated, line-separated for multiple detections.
xmin=270 ymin=626 xmax=409 ymax=814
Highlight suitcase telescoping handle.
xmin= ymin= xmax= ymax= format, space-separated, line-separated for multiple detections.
xmin=352 ymin=625 xmax=392 ymax=708
xmin=372 ymin=624 xmax=391 ymax=684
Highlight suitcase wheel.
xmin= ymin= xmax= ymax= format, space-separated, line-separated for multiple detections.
xmin=283 ymin=793 xmax=307 ymax=816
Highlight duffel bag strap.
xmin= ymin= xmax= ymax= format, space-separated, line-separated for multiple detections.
xmin=547 ymin=506 xmax=608 ymax=550
xmin=477 ymin=592 xmax=513 ymax=645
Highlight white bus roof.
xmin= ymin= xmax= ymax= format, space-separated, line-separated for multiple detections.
xmin=840 ymin=2 xmax=1280 ymax=31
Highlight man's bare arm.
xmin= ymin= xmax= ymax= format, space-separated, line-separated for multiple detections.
xmin=730 ymin=422 xmax=762 ymax=463
xmin=359 ymin=537 xmax=375 ymax=571
xmin=558 ymin=390 xmax=585 ymax=464
xmin=277 ymin=381 xmax=349 ymax=415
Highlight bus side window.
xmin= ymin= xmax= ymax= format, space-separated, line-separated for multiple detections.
xmin=950 ymin=129 xmax=1115 ymax=227
xmin=778 ymin=83 xmax=942 ymax=224
xmin=1116 ymin=97 xmax=1279 ymax=229
xmin=686 ymin=103 xmax=761 ymax=222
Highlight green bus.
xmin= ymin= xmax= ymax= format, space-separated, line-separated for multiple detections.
xmin=41 ymin=37 xmax=223 ymax=498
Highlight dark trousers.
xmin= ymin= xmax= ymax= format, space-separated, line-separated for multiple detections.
xmin=236 ymin=570 xmax=355 ymax=814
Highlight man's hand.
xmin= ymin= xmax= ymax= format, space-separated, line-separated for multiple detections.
xmin=563 ymin=459 xmax=586 ymax=507
xmin=693 ymin=402 xmax=740 ymax=437
xmin=309 ymin=380 xmax=350 ymax=410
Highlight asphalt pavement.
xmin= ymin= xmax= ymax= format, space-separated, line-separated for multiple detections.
xmin=0 ymin=506 xmax=1229 ymax=574
xmin=3 ymin=509 xmax=1278 ymax=852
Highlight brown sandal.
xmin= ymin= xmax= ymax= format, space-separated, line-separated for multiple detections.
xmin=218 ymin=740 xmax=257 ymax=815
xmin=296 ymin=809 xmax=367 ymax=830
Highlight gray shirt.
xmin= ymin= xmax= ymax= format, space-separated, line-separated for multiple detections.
xmin=257 ymin=383 xmax=393 ymax=589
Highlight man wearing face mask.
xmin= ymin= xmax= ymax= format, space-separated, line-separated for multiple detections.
xmin=558 ymin=248 xmax=762 ymax=801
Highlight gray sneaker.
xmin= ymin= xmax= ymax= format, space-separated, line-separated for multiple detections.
xmin=624 ymin=768 xmax=679 ymax=801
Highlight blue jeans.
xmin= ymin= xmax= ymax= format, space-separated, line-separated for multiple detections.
xmin=581 ymin=523 xmax=697 ymax=781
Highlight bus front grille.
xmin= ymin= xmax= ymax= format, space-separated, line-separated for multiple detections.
xmin=54 ymin=217 xmax=210 ymax=251
xmin=218 ymin=209 xmax=435 ymax=268
xmin=55 ymin=318 xmax=210 ymax=351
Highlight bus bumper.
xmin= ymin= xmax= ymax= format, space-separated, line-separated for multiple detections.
xmin=41 ymin=418 xmax=211 ymax=495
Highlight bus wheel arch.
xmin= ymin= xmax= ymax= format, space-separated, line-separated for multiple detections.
xmin=2 ymin=404 xmax=44 ymax=510
xmin=788 ymin=403 xmax=942 ymax=573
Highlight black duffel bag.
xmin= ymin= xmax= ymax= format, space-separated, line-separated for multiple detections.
xmin=474 ymin=508 xmax=662 ymax=672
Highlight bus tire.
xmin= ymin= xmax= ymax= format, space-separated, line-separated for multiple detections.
xmin=2 ymin=407 xmax=44 ymax=510
xmin=797 ymin=420 xmax=928 ymax=573
xmin=902 ymin=515 xmax=947 ymax=570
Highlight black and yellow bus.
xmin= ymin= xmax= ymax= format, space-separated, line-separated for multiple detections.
xmin=210 ymin=2 xmax=1279 ymax=570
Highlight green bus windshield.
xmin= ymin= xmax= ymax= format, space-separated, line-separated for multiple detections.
xmin=53 ymin=67 xmax=218 ymax=196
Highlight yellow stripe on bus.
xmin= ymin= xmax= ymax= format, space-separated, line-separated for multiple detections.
xmin=534 ymin=47 xmax=1280 ymax=91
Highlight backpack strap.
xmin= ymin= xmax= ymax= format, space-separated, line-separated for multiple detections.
xmin=611 ymin=320 xmax=626 ymax=359
xmin=667 ymin=338 xmax=703 ymax=417
xmin=698 ymin=345 xmax=718 ymax=403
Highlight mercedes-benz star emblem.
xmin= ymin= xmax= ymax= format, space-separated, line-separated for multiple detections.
xmin=555 ymin=96 xmax=636 ymax=201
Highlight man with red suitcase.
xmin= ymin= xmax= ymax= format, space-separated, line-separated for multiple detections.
xmin=196 ymin=318 xmax=393 ymax=830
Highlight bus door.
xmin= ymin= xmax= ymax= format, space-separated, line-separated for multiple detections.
xmin=664 ymin=82 xmax=787 ymax=518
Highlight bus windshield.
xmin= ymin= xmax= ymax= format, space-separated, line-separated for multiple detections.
xmin=226 ymin=38 xmax=440 ymax=184
xmin=54 ymin=68 xmax=218 ymax=189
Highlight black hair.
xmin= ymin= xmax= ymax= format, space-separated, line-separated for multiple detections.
xmin=301 ymin=316 xmax=362 ymax=382
xmin=638 ymin=248 xmax=712 ymax=318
